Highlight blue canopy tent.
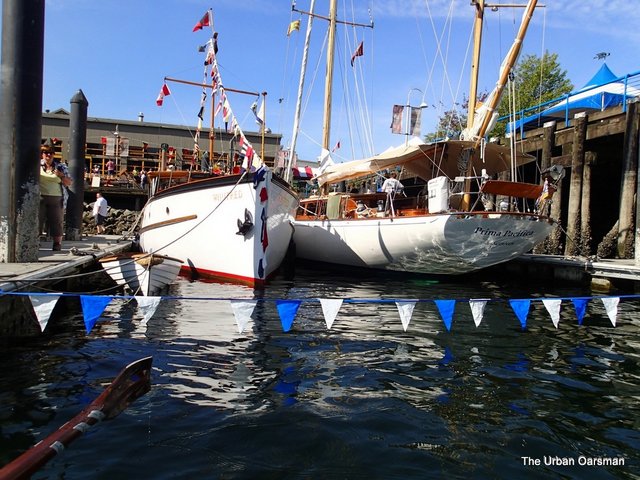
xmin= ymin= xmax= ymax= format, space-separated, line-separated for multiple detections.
xmin=508 ymin=64 xmax=640 ymax=133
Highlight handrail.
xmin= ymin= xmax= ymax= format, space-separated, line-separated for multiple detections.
xmin=501 ymin=68 xmax=640 ymax=134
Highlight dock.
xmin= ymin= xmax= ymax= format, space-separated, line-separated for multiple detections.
xmin=0 ymin=235 xmax=133 ymax=293
xmin=500 ymin=254 xmax=640 ymax=291
xmin=0 ymin=235 xmax=133 ymax=336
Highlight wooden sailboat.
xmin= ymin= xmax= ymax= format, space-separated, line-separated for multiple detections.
xmin=289 ymin=0 xmax=559 ymax=275
xmin=138 ymin=10 xmax=298 ymax=287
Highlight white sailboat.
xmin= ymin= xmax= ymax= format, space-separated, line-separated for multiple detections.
xmin=139 ymin=10 xmax=298 ymax=287
xmin=289 ymin=0 xmax=559 ymax=276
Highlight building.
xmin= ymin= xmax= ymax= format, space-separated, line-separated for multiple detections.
xmin=42 ymin=109 xmax=283 ymax=174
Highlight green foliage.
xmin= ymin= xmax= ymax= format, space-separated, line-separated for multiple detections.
xmin=424 ymin=51 xmax=573 ymax=140
xmin=493 ymin=51 xmax=573 ymax=136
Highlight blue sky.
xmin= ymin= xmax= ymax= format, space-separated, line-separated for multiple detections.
xmin=3 ymin=0 xmax=640 ymax=162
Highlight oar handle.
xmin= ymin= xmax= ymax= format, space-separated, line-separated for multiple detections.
xmin=0 ymin=356 xmax=152 ymax=480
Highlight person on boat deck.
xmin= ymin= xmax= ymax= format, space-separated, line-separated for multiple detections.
xmin=39 ymin=142 xmax=72 ymax=251
xmin=381 ymin=171 xmax=404 ymax=195
xmin=93 ymin=193 xmax=109 ymax=234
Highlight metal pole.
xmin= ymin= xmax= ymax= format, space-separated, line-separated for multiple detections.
xmin=65 ymin=90 xmax=89 ymax=240
xmin=0 ymin=0 xmax=45 ymax=262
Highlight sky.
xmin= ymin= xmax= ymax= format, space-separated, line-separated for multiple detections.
xmin=2 ymin=0 xmax=640 ymax=163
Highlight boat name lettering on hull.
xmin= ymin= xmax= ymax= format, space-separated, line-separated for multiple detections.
xmin=211 ymin=190 xmax=244 ymax=202
xmin=473 ymin=227 xmax=535 ymax=238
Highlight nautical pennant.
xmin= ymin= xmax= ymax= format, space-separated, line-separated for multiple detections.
xmin=509 ymin=299 xmax=531 ymax=330
xmin=276 ymin=300 xmax=302 ymax=332
xmin=29 ymin=293 xmax=62 ymax=332
xmin=600 ymin=297 xmax=619 ymax=326
xmin=135 ymin=296 xmax=162 ymax=326
xmin=319 ymin=298 xmax=343 ymax=329
xmin=395 ymin=301 xmax=416 ymax=331
xmin=469 ymin=299 xmax=488 ymax=327
xmin=434 ymin=299 xmax=456 ymax=331
xmin=287 ymin=19 xmax=301 ymax=36
xmin=80 ymin=295 xmax=113 ymax=334
xmin=542 ymin=299 xmax=562 ymax=328
xmin=156 ymin=83 xmax=171 ymax=107
xmin=230 ymin=300 xmax=257 ymax=333
xmin=572 ymin=298 xmax=590 ymax=325
xmin=350 ymin=41 xmax=364 ymax=66
xmin=192 ymin=10 xmax=212 ymax=32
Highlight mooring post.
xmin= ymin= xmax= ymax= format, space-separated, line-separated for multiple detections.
xmin=564 ymin=112 xmax=587 ymax=257
xmin=0 ymin=0 xmax=45 ymax=262
xmin=618 ymin=98 xmax=639 ymax=259
xmin=65 ymin=90 xmax=89 ymax=240
xmin=581 ymin=151 xmax=596 ymax=256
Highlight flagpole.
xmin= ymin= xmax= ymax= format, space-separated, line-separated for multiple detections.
xmin=260 ymin=91 xmax=266 ymax=161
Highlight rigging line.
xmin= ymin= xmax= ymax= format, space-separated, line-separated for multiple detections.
xmin=537 ymin=7 xmax=547 ymax=116
xmin=348 ymin=0 xmax=374 ymax=156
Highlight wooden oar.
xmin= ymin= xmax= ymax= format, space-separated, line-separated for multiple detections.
xmin=0 ymin=356 xmax=153 ymax=480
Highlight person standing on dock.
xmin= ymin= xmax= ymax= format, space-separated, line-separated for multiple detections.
xmin=39 ymin=141 xmax=72 ymax=251
xmin=93 ymin=193 xmax=108 ymax=234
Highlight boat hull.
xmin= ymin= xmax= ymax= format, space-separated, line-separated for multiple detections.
xmin=293 ymin=212 xmax=553 ymax=275
xmin=139 ymin=170 xmax=298 ymax=286
xmin=99 ymin=253 xmax=183 ymax=296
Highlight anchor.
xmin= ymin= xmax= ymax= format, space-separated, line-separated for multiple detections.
xmin=236 ymin=208 xmax=254 ymax=236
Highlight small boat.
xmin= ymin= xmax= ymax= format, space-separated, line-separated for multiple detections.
xmin=99 ymin=252 xmax=183 ymax=296
xmin=287 ymin=0 xmax=557 ymax=276
xmin=139 ymin=9 xmax=298 ymax=287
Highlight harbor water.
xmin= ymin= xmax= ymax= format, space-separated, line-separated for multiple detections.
xmin=0 ymin=267 xmax=638 ymax=479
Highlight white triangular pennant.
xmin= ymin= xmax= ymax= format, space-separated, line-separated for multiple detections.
xmin=230 ymin=300 xmax=257 ymax=333
xmin=29 ymin=294 xmax=62 ymax=332
xmin=318 ymin=298 xmax=343 ymax=329
xmin=468 ymin=299 xmax=488 ymax=327
xmin=136 ymin=296 xmax=162 ymax=326
xmin=542 ymin=299 xmax=562 ymax=328
xmin=600 ymin=297 xmax=619 ymax=327
xmin=395 ymin=301 xmax=416 ymax=331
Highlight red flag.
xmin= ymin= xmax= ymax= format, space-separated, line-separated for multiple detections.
xmin=332 ymin=140 xmax=341 ymax=152
xmin=156 ymin=83 xmax=171 ymax=107
xmin=350 ymin=41 xmax=363 ymax=66
xmin=192 ymin=11 xmax=211 ymax=32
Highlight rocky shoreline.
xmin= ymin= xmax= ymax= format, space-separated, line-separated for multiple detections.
xmin=81 ymin=202 xmax=140 ymax=237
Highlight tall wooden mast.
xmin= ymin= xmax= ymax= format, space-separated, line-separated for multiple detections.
xmin=322 ymin=0 xmax=338 ymax=150
xmin=466 ymin=0 xmax=485 ymax=133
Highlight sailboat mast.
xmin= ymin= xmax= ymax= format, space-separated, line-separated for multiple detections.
xmin=322 ymin=0 xmax=338 ymax=150
xmin=285 ymin=0 xmax=316 ymax=184
xmin=467 ymin=0 xmax=485 ymax=132
xmin=473 ymin=0 xmax=538 ymax=143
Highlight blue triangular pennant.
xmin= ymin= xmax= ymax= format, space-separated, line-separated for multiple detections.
xmin=571 ymin=298 xmax=590 ymax=325
xmin=80 ymin=295 xmax=113 ymax=334
xmin=276 ymin=300 xmax=301 ymax=332
xmin=434 ymin=299 xmax=456 ymax=331
xmin=509 ymin=299 xmax=531 ymax=330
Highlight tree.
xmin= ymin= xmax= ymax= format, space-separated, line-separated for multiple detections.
xmin=425 ymin=51 xmax=572 ymax=140
xmin=492 ymin=51 xmax=573 ymax=136
xmin=424 ymin=93 xmax=488 ymax=142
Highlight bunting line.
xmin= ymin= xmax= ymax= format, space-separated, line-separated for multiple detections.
xmin=3 ymin=291 xmax=636 ymax=335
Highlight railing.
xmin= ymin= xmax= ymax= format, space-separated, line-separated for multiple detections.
xmin=499 ymin=69 xmax=640 ymax=137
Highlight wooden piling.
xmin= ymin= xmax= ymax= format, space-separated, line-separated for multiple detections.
xmin=581 ymin=151 xmax=595 ymax=255
xmin=618 ymin=99 xmax=639 ymax=258
xmin=564 ymin=113 xmax=587 ymax=256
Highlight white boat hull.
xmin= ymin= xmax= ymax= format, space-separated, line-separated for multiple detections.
xmin=293 ymin=212 xmax=553 ymax=275
xmin=139 ymin=170 xmax=298 ymax=286
xmin=100 ymin=253 xmax=183 ymax=296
